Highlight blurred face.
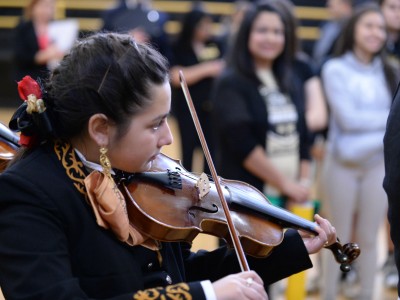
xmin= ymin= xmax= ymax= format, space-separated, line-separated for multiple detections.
xmin=194 ymin=16 xmax=213 ymax=43
xmin=327 ymin=0 xmax=352 ymax=20
xmin=354 ymin=11 xmax=387 ymax=58
xmin=381 ymin=0 xmax=400 ymax=31
xmin=108 ymin=81 xmax=173 ymax=173
xmin=32 ymin=0 xmax=55 ymax=23
xmin=248 ymin=11 xmax=285 ymax=67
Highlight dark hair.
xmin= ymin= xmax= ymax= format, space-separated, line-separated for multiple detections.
xmin=174 ymin=8 xmax=212 ymax=50
xmin=334 ymin=3 xmax=399 ymax=93
xmin=228 ymin=1 xmax=296 ymax=92
xmin=45 ymin=32 xmax=169 ymax=140
xmin=265 ymin=0 xmax=299 ymax=57
xmin=8 ymin=32 xmax=169 ymax=165
xmin=334 ymin=3 xmax=384 ymax=56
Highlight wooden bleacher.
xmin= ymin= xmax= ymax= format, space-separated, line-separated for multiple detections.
xmin=0 ymin=0 xmax=328 ymax=39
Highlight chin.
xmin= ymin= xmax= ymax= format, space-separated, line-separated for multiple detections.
xmin=141 ymin=161 xmax=153 ymax=172
xmin=116 ymin=163 xmax=148 ymax=174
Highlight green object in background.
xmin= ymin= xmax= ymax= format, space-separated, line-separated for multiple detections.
xmin=266 ymin=194 xmax=321 ymax=215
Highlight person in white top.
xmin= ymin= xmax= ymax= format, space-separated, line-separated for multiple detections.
xmin=321 ymin=3 xmax=399 ymax=299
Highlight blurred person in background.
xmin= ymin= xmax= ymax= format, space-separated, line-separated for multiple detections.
xmin=101 ymin=0 xmax=171 ymax=60
xmin=267 ymin=0 xmax=329 ymax=294
xmin=269 ymin=0 xmax=328 ymax=134
xmin=13 ymin=0 xmax=64 ymax=81
xmin=218 ymin=0 xmax=253 ymax=56
xmin=380 ymin=0 xmax=400 ymax=62
xmin=169 ymin=5 xmax=225 ymax=173
xmin=211 ymin=0 xmax=315 ymax=211
xmin=312 ymin=0 xmax=354 ymax=73
xmin=320 ymin=3 xmax=399 ymax=299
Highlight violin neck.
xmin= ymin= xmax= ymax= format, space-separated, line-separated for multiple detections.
xmin=227 ymin=189 xmax=318 ymax=235
xmin=0 ymin=123 xmax=19 ymax=147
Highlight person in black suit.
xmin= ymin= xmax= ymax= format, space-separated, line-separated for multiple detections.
xmin=101 ymin=0 xmax=171 ymax=60
xmin=383 ymin=83 xmax=400 ymax=298
xmin=0 ymin=32 xmax=336 ymax=300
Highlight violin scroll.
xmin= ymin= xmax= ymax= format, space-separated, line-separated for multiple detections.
xmin=325 ymin=240 xmax=361 ymax=272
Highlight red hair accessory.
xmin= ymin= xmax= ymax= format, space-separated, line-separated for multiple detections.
xmin=17 ymin=76 xmax=46 ymax=114
xmin=16 ymin=76 xmax=45 ymax=147
xmin=17 ymin=75 xmax=42 ymax=102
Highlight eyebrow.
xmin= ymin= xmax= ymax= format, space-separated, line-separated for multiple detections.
xmin=152 ymin=112 xmax=170 ymax=123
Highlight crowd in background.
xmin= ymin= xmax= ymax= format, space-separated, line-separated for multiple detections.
xmin=10 ymin=0 xmax=400 ymax=299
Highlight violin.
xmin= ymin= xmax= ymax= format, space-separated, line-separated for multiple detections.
xmin=121 ymin=152 xmax=360 ymax=272
xmin=0 ymin=122 xmax=20 ymax=172
xmin=0 ymin=70 xmax=360 ymax=273
xmin=0 ymin=121 xmax=360 ymax=272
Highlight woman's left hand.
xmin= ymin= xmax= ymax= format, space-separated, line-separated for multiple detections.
xmin=299 ymin=214 xmax=337 ymax=254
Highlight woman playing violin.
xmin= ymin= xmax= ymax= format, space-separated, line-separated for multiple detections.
xmin=0 ymin=32 xmax=336 ymax=300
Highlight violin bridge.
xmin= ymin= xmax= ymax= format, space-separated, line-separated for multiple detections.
xmin=196 ymin=173 xmax=211 ymax=199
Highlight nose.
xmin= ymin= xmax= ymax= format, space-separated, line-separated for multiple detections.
xmin=159 ymin=120 xmax=173 ymax=147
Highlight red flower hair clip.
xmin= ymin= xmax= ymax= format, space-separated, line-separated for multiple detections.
xmin=15 ymin=76 xmax=47 ymax=147
xmin=17 ymin=76 xmax=45 ymax=114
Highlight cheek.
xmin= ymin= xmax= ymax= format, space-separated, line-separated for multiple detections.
xmin=125 ymin=138 xmax=156 ymax=171
xmin=276 ymin=36 xmax=285 ymax=51
xmin=110 ymin=147 xmax=147 ymax=173
xmin=106 ymin=138 xmax=137 ymax=171
xmin=248 ymin=35 xmax=257 ymax=53
xmin=354 ymin=28 xmax=368 ymax=46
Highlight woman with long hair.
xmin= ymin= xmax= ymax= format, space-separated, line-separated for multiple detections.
xmin=320 ymin=3 xmax=399 ymax=299
xmin=169 ymin=6 xmax=225 ymax=173
xmin=212 ymin=1 xmax=321 ymax=207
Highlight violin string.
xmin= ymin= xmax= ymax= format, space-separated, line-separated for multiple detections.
xmin=174 ymin=170 xmax=251 ymax=196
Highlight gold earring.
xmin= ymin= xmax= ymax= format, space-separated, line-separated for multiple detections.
xmin=99 ymin=146 xmax=112 ymax=179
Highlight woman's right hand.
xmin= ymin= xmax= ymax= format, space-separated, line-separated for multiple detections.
xmin=35 ymin=44 xmax=64 ymax=65
xmin=280 ymin=178 xmax=310 ymax=203
xmin=212 ymin=271 xmax=268 ymax=300
xmin=201 ymin=59 xmax=225 ymax=77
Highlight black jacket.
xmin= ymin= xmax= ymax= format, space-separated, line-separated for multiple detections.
xmin=13 ymin=20 xmax=50 ymax=81
xmin=211 ymin=65 xmax=311 ymax=192
xmin=383 ymin=83 xmax=400 ymax=297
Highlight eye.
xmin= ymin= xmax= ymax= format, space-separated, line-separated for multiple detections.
xmin=152 ymin=118 xmax=166 ymax=131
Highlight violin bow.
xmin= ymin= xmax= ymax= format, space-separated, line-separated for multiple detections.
xmin=179 ymin=70 xmax=250 ymax=272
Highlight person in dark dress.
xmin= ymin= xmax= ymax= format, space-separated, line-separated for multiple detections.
xmin=101 ymin=0 xmax=171 ymax=60
xmin=169 ymin=7 xmax=225 ymax=173
xmin=13 ymin=0 xmax=64 ymax=81
xmin=211 ymin=1 xmax=313 ymax=206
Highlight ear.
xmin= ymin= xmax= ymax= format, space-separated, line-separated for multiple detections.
xmin=87 ymin=114 xmax=112 ymax=146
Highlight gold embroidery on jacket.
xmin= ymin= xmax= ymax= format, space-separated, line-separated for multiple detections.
xmin=166 ymin=283 xmax=191 ymax=299
xmin=54 ymin=140 xmax=86 ymax=196
xmin=134 ymin=287 xmax=162 ymax=300
xmin=133 ymin=283 xmax=192 ymax=300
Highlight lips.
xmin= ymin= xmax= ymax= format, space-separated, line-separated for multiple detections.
xmin=149 ymin=153 xmax=160 ymax=162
